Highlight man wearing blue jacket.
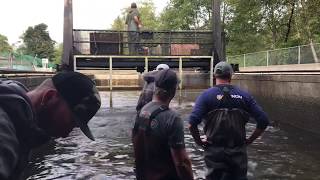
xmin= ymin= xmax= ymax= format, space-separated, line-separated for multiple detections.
xmin=189 ymin=62 xmax=269 ymax=180
xmin=0 ymin=72 xmax=101 ymax=180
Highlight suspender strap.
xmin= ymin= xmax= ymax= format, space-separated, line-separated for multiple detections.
xmin=134 ymin=105 xmax=169 ymax=134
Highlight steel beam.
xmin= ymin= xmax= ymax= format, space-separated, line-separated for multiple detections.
xmin=62 ymin=0 xmax=74 ymax=71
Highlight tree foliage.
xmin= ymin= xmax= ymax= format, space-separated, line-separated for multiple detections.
xmin=111 ymin=0 xmax=320 ymax=55
xmin=21 ymin=23 xmax=55 ymax=60
xmin=52 ymin=43 xmax=63 ymax=65
xmin=111 ymin=0 xmax=160 ymax=31
xmin=0 ymin=34 xmax=12 ymax=52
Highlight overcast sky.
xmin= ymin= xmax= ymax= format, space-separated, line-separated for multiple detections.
xmin=0 ymin=0 xmax=168 ymax=45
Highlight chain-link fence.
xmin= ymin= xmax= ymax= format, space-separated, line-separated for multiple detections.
xmin=227 ymin=43 xmax=320 ymax=67
xmin=0 ymin=51 xmax=55 ymax=71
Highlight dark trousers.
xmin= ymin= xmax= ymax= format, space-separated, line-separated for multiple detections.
xmin=204 ymin=145 xmax=248 ymax=180
xmin=128 ymin=32 xmax=140 ymax=55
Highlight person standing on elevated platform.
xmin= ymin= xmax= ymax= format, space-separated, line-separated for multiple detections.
xmin=0 ymin=72 xmax=101 ymax=180
xmin=188 ymin=62 xmax=269 ymax=180
xmin=133 ymin=69 xmax=194 ymax=180
xmin=126 ymin=2 xmax=143 ymax=55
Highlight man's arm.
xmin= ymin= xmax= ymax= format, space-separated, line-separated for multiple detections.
xmin=246 ymin=96 xmax=269 ymax=145
xmin=188 ymin=91 xmax=210 ymax=147
xmin=189 ymin=124 xmax=208 ymax=148
xmin=134 ymin=16 xmax=142 ymax=29
xmin=0 ymin=109 xmax=19 ymax=180
xmin=171 ymin=148 xmax=194 ymax=180
xmin=168 ymin=116 xmax=193 ymax=180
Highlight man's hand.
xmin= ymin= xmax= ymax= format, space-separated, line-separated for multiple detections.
xmin=246 ymin=128 xmax=265 ymax=146
xmin=198 ymin=135 xmax=209 ymax=148
xmin=189 ymin=124 xmax=208 ymax=149
xmin=138 ymin=24 xmax=143 ymax=29
xmin=171 ymin=148 xmax=194 ymax=180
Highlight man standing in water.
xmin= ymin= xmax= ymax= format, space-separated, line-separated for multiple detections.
xmin=0 ymin=72 xmax=101 ymax=180
xmin=189 ymin=62 xmax=269 ymax=180
xmin=133 ymin=69 xmax=194 ymax=180
xmin=126 ymin=2 xmax=143 ymax=55
xmin=136 ymin=64 xmax=170 ymax=112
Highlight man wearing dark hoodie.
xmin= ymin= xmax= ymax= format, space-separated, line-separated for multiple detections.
xmin=126 ymin=2 xmax=143 ymax=55
xmin=0 ymin=72 xmax=101 ymax=180
xmin=136 ymin=64 xmax=170 ymax=112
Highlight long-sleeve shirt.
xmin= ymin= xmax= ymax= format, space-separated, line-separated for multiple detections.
xmin=189 ymin=85 xmax=269 ymax=130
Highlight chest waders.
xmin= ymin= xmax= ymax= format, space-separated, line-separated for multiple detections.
xmin=132 ymin=106 xmax=180 ymax=180
xmin=204 ymin=85 xmax=249 ymax=180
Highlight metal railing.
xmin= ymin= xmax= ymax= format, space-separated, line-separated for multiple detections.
xmin=74 ymin=55 xmax=214 ymax=86
xmin=73 ymin=29 xmax=213 ymax=56
xmin=227 ymin=43 xmax=320 ymax=67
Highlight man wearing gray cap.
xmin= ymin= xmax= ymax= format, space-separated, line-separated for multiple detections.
xmin=0 ymin=72 xmax=101 ymax=180
xmin=133 ymin=69 xmax=194 ymax=180
xmin=188 ymin=62 xmax=269 ymax=180
xmin=136 ymin=64 xmax=170 ymax=112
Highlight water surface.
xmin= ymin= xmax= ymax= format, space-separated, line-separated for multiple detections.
xmin=27 ymin=91 xmax=320 ymax=180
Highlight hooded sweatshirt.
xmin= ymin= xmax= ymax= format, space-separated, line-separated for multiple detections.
xmin=136 ymin=71 xmax=159 ymax=112
xmin=0 ymin=80 xmax=50 ymax=180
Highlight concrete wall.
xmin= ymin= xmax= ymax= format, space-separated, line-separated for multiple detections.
xmin=1 ymin=76 xmax=52 ymax=89
xmin=232 ymin=73 xmax=320 ymax=136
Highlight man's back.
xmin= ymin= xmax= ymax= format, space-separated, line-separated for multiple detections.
xmin=133 ymin=101 xmax=185 ymax=180
xmin=189 ymin=84 xmax=269 ymax=130
xmin=126 ymin=8 xmax=140 ymax=31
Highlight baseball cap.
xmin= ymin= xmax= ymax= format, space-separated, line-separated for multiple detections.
xmin=214 ymin=61 xmax=234 ymax=78
xmin=155 ymin=69 xmax=178 ymax=91
xmin=52 ymin=72 xmax=101 ymax=141
xmin=156 ymin=64 xmax=170 ymax=71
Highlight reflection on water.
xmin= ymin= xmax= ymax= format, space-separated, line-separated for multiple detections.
xmin=27 ymin=91 xmax=320 ymax=180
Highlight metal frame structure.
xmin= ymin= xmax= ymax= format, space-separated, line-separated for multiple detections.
xmin=74 ymin=55 xmax=214 ymax=88
xmin=62 ymin=0 xmax=225 ymax=71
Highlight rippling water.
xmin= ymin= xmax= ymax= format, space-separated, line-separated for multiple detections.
xmin=27 ymin=91 xmax=320 ymax=180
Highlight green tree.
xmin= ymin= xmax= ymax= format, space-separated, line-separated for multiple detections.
xmin=111 ymin=16 xmax=126 ymax=30
xmin=111 ymin=0 xmax=160 ymax=31
xmin=0 ymin=34 xmax=12 ymax=52
xmin=52 ymin=43 xmax=63 ymax=65
xmin=21 ymin=23 xmax=55 ymax=60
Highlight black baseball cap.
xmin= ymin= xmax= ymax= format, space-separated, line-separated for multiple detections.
xmin=52 ymin=72 xmax=101 ymax=141
xmin=155 ymin=69 xmax=178 ymax=91
xmin=214 ymin=61 xmax=234 ymax=78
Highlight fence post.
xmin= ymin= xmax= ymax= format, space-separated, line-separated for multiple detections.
xmin=266 ymin=51 xmax=269 ymax=66
xmin=210 ymin=56 xmax=214 ymax=87
xmin=109 ymin=57 xmax=113 ymax=108
xmin=144 ymin=57 xmax=148 ymax=73
xmin=243 ymin=54 xmax=246 ymax=68
xmin=179 ymin=57 xmax=183 ymax=105
xmin=298 ymin=46 xmax=301 ymax=64
xmin=179 ymin=57 xmax=183 ymax=90
xmin=73 ymin=56 xmax=77 ymax=71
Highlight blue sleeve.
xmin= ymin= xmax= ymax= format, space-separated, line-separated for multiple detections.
xmin=188 ymin=91 xmax=210 ymax=126
xmin=246 ymin=96 xmax=269 ymax=129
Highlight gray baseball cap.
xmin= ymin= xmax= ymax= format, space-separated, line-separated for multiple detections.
xmin=214 ymin=61 xmax=234 ymax=78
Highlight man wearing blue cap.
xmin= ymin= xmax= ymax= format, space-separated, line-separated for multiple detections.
xmin=0 ymin=72 xmax=101 ymax=180
xmin=188 ymin=62 xmax=269 ymax=180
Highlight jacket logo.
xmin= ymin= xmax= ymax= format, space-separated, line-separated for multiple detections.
xmin=217 ymin=95 xmax=223 ymax=100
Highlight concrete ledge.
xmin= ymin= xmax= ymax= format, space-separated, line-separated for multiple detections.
xmin=0 ymin=76 xmax=53 ymax=89
xmin=232 ymin=73 xmax=320 ymax=136
xmin=239 ymin=63 xmax=320 ymax=72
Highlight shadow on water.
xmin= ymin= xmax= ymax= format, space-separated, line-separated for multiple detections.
xmin=27 ymin=91 xmax=320 ymax=180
